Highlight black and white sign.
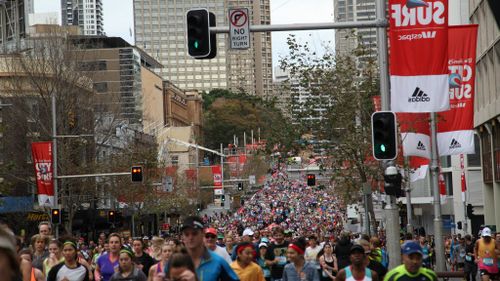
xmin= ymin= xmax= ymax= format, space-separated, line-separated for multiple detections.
xmin=229 ymin=8 xmax=250 ymax=49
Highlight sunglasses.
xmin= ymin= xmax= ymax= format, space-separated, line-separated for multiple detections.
xmin=205 ymin=234 xmax=217 ymax=239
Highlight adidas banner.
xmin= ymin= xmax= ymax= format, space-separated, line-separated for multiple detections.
xmin=389 ymin=0 xmax=449 ymax=112
xmin=31 ymin=142 xmax=55 ymax=207
xmin=437 ymin=25 xmax=478 ymax=156
xmin=409 ymin=156 xmax=430 ymax=182
xmin=398 ymin=113 xmax=431 ymax=158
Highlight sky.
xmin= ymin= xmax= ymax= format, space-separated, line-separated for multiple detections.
xmin=33 ymin=0 xmax=334 ymax=70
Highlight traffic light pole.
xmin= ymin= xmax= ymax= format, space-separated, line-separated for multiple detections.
xmin=51 ymin=92 xmax=59 ymax=239
xmin=430 ymin=113 xmax=445 ymax=272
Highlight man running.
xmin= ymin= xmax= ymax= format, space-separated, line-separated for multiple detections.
xmin=475 ymin=227 xmax=499 ymax=281
xmin=336 ymin=244 xmax=378 ymax=281
xmin=383 ymin=241 xmax=437 ymax=281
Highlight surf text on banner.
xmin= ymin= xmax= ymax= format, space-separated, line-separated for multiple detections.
xmin=389 ymin=0 xmax=449 ymax=112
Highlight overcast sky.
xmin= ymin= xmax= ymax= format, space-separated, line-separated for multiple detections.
xmin=33 ymin=0 xmax=334 ymax=70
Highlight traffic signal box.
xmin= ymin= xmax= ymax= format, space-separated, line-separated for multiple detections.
xmin=186 ymin=9 xmax=217 ymax=59
xmin=384 ymin=173 xmax=404 ymax=197
xmin=51 ymin=209 xmax=61 ymax=224
xmin=371 ymin=111 xmax=398 ymax=160
xmin=108 ymin=210 xmax=116 ymax=223
xmin=131 ymin=166 xmax=143 ymax=182
xmin=307 ymin=174 xmax=316 ymax=186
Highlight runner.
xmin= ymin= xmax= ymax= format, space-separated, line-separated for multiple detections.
xmin=47 ymin=238 xmax=90 ymax=281
xmin=336 ymin=244 xmax=378 ymax=281
xmin=204 ymin=227 xmax=233 ymax=264
xmin=95 ymin=233 xmax=122 ymax=281
xmin=148 ymin=243 xmax=172 ymax=281
xmin=318 ymin=242 xmax=337 ymax=281
xmin=231 ymin=242 xmax=266 ymax=281
xmin=109 ymin=247 xmax=147 ymax=281
xmin=475 ymin=227 xmax=499 ymax=281
xmin=383 ymin=241 xmax=437 ymax=281
xmin=464 ymin=234 xmax=477 ymax=281
xmin=264 ymin=227 xmax=289 ymax=281
xmin=132 ymin=238 xmax=156 ymax=277
xmin=282 ymin=237 xmax=319 ymax=281
xmin=180 ymin=216 xmax=239 ymax=281
xmin=43 ymin=239 xmax=64 ymax=277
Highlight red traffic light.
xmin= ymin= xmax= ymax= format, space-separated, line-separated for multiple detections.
xmin=307 ymin=174 xmax=316 ymax=186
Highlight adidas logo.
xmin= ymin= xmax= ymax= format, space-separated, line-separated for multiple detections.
xmin=408 ymin=87 xmax=430 ymax=103
xmin=449 ymin=138 xmax=461 ymax=149
xmin=416 ymin=141 xmax=426 ymax=151
xmin=421 ymin=31 xmax=436 ymax=39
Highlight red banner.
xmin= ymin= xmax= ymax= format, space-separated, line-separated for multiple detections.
xmin=398 ymin=112 xmax=431 ymax=158
xmin=437 ymin=25 xmax=478 ymax=155
xmin=212 ymin=165 xmax=222 ymax=188
xmin=389 ymin=0 xmax=449 ymax=112
xmin=31 ymin=142 xmax=55 ymax=207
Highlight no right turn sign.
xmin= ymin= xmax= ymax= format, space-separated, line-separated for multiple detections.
xmin=229 ymin=8 xmax=250 ymax=49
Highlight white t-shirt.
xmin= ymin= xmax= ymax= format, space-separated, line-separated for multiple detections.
xmin=213 ymin=245 xmax=233 ymax=265
xmin=305 ymin=245 xmax=322 ymax=266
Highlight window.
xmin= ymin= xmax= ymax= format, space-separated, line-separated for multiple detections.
xmin=94 ymin=82 xmax=107 ymax=93
xmin=494 ymin=125 xmax=500 ymax=182
xmin=467 ymin=134 xmax=481 ymax=167
xmin=481 ymin=131 xmax=493 ymax=183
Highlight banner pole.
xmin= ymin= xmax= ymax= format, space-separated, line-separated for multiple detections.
xmin=51 ymin=92 xmax=59 ymax=239
xmin=430 ymin=112 xmax=445 ymax=271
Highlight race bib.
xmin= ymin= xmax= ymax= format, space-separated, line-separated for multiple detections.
xmin=483 ymin=258 xmax=494 ymax=266
xmin=278 ymin=256 xmax=287 ymax=265
xmin=466 ymin=255 xmax=473 ymax=262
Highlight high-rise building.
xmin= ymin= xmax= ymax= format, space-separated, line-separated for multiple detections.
xmin=0 ymin=0 xmax=34 ymax=46
xmin=133 ymin=0 xmax=272 ymax=97
xmin=334 ymin=0 xmax=377 ymax=63
xmin=61 ymin=0 xmax=104 ymax=35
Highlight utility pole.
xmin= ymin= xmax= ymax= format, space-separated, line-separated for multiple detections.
xmin=430 ymin=113 xmax=445 ymax=271
xmin=51 ymin=93 xmax=59 ymax=238
xmin=405 ymin=157 xmax=413 ymax=235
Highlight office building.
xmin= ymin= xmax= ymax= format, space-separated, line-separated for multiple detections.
xmin=0 ymin=0 xmax=34 ymax=46
xmin=333 ymin=0 xmax=377 ymax=63
xmin=61 ymin=0 xmax=104 ymax=35
xmin=133 ymin=0 xmax=272 ymax=97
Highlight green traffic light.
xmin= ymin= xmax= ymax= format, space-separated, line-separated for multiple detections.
xmin=380 ymin=144 xmax=386 ymax=152
xmin=194 ymin=41 xmax=199 ymax=49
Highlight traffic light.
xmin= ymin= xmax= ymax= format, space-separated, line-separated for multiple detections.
xmin=131 ymin=166 xmax=143 ymax=182
xmin=196 ymin=204 xmax=202 ymax=213
xmin=108 ymin=210 xmax=116 ymax=223
xmin=371 ymin=111 xmax=398 ymax=160
xmin=466 ymin=204 xmax=474 ymax=217
xmin=307 ymin=174 xmax=316 ymax=186
xmin=457 ymin=221 xmax=462 ymax=230
xmin=51 ymin=208 xmax=61 ymax=224
xmin=384 ymin=172 xmax=403 ymax=197
xmin=237 ymin=182 xmax=243 ymax=191
xmin=186 ymin=9 xmax=217 ymax=59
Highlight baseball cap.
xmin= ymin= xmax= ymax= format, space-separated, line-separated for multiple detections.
xmin=481 ymin=227 xmax=492 ymax=237
xmin=205 ymin=228 xmax=217 ymax=236
xmin=350 ymin=244 xmax=365 ymax=254
xmin=180 ymin=216 xmax=204 ymax=232
xmin=402 ymin=241 xmax=423 ymax=255
xmin=261 ymin=237 xmax=270 ymax=244
xmin=243 ymin=228 xmax=254 ymax=236
xmin=217 ymin=233 xmax=225 ymax=239
xmin=259 ymin=242 xmax=268 ymax=248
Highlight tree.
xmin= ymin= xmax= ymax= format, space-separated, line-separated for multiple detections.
xmin=280 ymin=35 xmax=382 ymax=230
xmin=202 ymin=89 xmax=300 ymax=154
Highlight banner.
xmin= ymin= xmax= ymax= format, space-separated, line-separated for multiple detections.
xmin=31 ymin=142 xmax=55 ymax=207
xmin=437 ymin=25 xmax=478 ymax=155
xmin=439 ymin=172 xmax=447 ymax=204
xmin=409 ymin=156 xmax=430 ymax=182
xmin=212 ymin=165 xmax=222 ymax=188
xmin=389 ymin=0 xmax=449 ymax=112
xmin=460 ymin=154 xmax=467 ymax=202
xmin=398 ymin=113 xmax=431 ymax=158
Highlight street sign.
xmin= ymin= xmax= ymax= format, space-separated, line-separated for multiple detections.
xmin=229 ymin=8 xmax=250 ymax=49
xmin=214 ymin=189 xmax=224 ymax=195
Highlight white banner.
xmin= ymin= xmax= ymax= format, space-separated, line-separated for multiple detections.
xmin=402 ymin=132 xmax=431 ymax=158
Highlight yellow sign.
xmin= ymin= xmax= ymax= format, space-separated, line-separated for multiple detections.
xmin=26 ymin=212 xmax=50 ymax=221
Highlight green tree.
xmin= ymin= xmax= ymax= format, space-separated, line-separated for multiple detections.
xmin=202 ymin=89 xmax=299 ymax=154
xmin=280 ymin=35 xmax=382 ymax=229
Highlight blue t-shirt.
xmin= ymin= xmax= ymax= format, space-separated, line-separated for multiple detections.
xmin=97 ymin=253 xmax=119 ymax=281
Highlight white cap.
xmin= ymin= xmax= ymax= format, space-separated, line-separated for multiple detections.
xmin=242 ymin=228 xmax=254 ymax=236
xmin=481 ymin=227 xmax=492 ymax=237
xmin=259 ymin=242 xmax=268 ymax=248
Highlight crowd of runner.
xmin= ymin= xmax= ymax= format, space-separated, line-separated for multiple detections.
xmin=0 ymin=163 xmax=499 ymax=281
